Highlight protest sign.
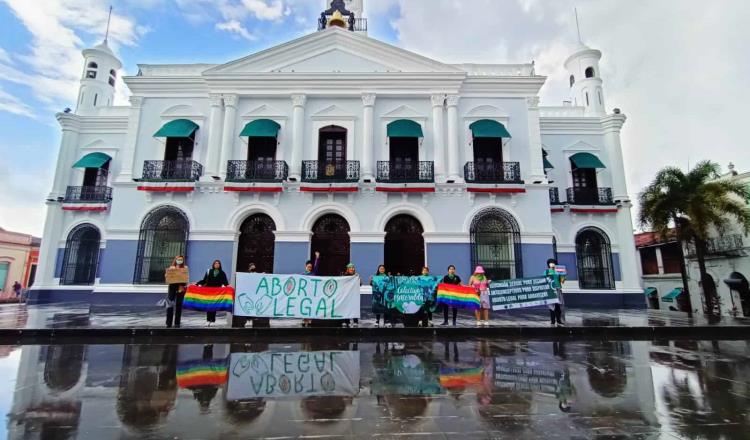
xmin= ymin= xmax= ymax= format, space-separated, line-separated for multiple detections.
xmin=165 ymin=267 xmax=189 ymax=284
xmin=489 ymin=276 xmax=559 ymax=311
xmin=226 ymin=351 xmax=360 ymax=399
xmin=234 ymin=273 xmax=360 ymax=319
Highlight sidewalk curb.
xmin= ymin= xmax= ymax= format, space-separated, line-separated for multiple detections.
xmin=1 ymin=326 xmax=748 ymax=345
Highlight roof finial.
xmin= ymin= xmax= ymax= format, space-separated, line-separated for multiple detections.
xmin=574 ymin=7 xmax=583 ymax=43
xmin=104 ymin=5 xmax=112 ymax=44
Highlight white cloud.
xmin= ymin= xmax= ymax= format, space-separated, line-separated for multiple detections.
xmin=0 ymin=86 xmax=34 ymax=118
xmin=242 ymin=0 xmax=285 ymax=20
xmin=216 ymin=19 xmax=257 ymax=41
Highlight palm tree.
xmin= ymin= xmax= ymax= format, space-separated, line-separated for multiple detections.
xmin=639 ymin=161 xmax=750 ymax=315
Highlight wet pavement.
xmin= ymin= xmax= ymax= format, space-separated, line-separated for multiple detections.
xmin=2 ymin=302 xmax=749 ymax=330
xmin=1 ymin=338 xmax=749 ymax=439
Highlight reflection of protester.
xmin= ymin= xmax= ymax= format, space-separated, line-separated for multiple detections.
xmin=441 ymin=265 xmax=462 ymax=326
xmin=470 ymin=266 xmax=491 ymax=327
xmin=165 ymin=256 xmax=188 ymax=328
xmin=196 ymin=260 xmax=229 ymax=326
xmin=344 ymin=263 xmax=361 ymax=328
xmin=545 ymin=258 xmax=565 ymax=327
xmin=301 ymin=252 xmax=320 ymax=328
xmin=12 ymin=281 xmax=22 ymax=297
xmin=371 ymin=265 xmax=390 ymax=327
xmin=555 ymin=368 xmax=573 ymax=412
xmin=191 ymin=344 xmax=219 ymax=414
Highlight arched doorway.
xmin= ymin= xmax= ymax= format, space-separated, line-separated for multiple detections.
xmin=575 ymin=227 xmax=615 ymax=290
xmin=134 ymin=207 xmax=189 ymax=284
xmin=725 ymin=272 xmax=750 ymax=317
xmin=384 ymin=215 xmax=424 ymax=276
xmin=236 ymin=214 xmax=276 ymax=274
xmin=60 ymin=224 xmax=101 ymax=285
xmin=702 ymin=273 xmax=718 ymax=314
xmin=470 ymin=208 xmax=522 ymax=280
xmin=311 ymin=214 xmax=350 ymax=276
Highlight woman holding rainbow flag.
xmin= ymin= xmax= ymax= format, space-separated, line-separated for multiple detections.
xmin=195 ymin=260 xmax=230 ymax=327
xmin=440 ymin=265 xmax=462 ymax=326
xmin=469 ymin=266 xmax=491 ymax=326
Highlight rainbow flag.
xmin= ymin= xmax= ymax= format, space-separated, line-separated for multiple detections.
xmin=183 ymin=285 xmax=234 ymax=312
xmin=439 ymin=365 xmax=484 ymax=389
xmin=436 ymin=283 xmax=480 ymax=310
xmin=177 ymin=359 xmax=228 ymax=388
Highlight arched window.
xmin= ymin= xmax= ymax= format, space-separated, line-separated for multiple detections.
xmin=585 ymin=67 xmax=595 ymax=78
xmin=60 ymin=224 xmax=101 ymax=285
xmin=236 ymin=214 xmax=276 ymax=274
xmin=385 ymin=215 xmax=425 ymax=276
xmin=44 ymin=344 xmax=85 ymax=392
xmin=586 ymin=340 xmax=628 ymax=398
xmin=575 ymin=227 xmax=615 ymax=289
xmin=585 ymin=92 xmax=590 ymax=106
xmin=93 ymin=93 xmax=98 ymax=106
xmin=88 ymin=62 xmax=98 ymax=69
xmin=134 ymin=207 xmax=189 ymax=284
xmin=109 ymin=69 xmax=116 ymax=87
xmin=598 ymin=89 xmax=603 ymax=105
xmin=569 ymin=74 xmax=575 ymax=87
xmin=470 ymin=208 xmax=522 ymax=280
xmin=109 ymin=69 xmax=116 ymax=77
xmin=311 ymin=214 xmax=350 ymax=276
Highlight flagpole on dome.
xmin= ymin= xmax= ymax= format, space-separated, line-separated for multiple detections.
xmin=104 ymin=5 xmax=113 ymax=44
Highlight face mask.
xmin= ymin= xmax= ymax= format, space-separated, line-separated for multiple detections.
xmin=176 ymin=259 xmax=184 ymax=265
xmin=549 ymin=263 xmax=555 ymax=268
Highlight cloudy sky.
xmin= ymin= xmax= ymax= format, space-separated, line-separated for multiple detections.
xmin=0 ymin=0 xmax=748 ymax=235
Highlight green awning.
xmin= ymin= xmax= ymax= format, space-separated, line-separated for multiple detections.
xmin=72 ymin=152 xmax=112 ymax=168
xmin=569 ymin=152 xmax=606 ymax=169
xmin=154 ymin=119 xmax=199 ymax=138
xmin=469 ymin=119 xmax=512 ymax=138
xmin=543 ymin=157 xmax=554 ymax=169
xmin=387 ymin=119 xmax=423 ymax=138
xmin=644 ymin=287 xmax=657 ymax=297
xmin=661 ymin=288 xmax=683 ymax=303
xmin=240 ymin=119 xmax=281 ymax=138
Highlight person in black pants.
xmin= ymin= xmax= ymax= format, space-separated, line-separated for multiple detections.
xmin=166 ymin=255 xmax=188 ymax=328
xmin=196 ymin=260 xmax=229 ymax=326
xmin=440 ymin=265 xmax=461 ymax=326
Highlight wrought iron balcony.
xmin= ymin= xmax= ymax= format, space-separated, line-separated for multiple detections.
xmin=376 ymin=161 xmax=434 ymax=183
xmin=317 ymin=17 xmax=367 ymax=32
xmin=63 ymin=186 xmax=112 ymax=203
xmin=685 ymin=234 xmax=745 ymax=258
xmin=464 ymin=162 xmax=522 ymax=184
xmin=302 ymin=161 xmax=360 ymax=183
xmin=140 ymin=160 xmax=203 ymax=182
xmin=565 ymin=187 xmax=614 ymax=205
xmin=549 ymin=187 xmax=561 ymax=205
xmin=227 ymin=160 xmax=288 ymax=182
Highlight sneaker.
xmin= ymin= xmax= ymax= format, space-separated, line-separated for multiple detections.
xmin=352 ymin=322 xmax=359 ymax=328
xmin=428 ymin=321 xmax=434 ymax=328
xmin=385 ymin=323 xmax=393 ymax=328
xmin=483 ymin=321 xmax=491 ymax=327
xmin=206 ymin=322 xmax=214 ymax=328
xmin=375 ymin=322 xmax=380 ymax=328
xmin=440 ymin=321 xmax=449 ymax=326
xmin=476 ymin=321 xmax=482 ymax=327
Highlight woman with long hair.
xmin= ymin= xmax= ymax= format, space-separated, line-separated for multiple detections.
xmin=165 ymin=255 xmax=188 ymax=328
xmin=469 ymin=266 xmax=491 ymax=326
xmin=196 ymin=259 xmax=229 ymax=326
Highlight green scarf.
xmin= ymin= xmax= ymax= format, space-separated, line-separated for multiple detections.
xmin=212 ymin=269 xmax=220 ymax=277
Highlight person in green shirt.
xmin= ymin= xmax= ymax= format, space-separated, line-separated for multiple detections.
xmin=545 ymin=258 xmax=565 ymax=326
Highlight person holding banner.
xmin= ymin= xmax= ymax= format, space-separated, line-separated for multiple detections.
xmin=301 ymin=252 xmax=320 ymax=328
xmin=420 ymin=266 xmax=436 ymax=327
xmin=344 ymin=263 xmax=361 ymax=328
xmin=371 ymin=265 xmax=390 ymax=328
xmin=469 ymin=266 xmax=491 ymax=326
xmin=440 ymin=265 xmax=462 ymax=326
xmin=196 ymin=260 xmax=230 ymax=326
xmin=165 ymin=255 xmax=189 ymax=328
xmin=545 ymin=258 xmax=566 ymax=326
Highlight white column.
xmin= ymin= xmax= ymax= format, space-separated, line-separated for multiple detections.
xmin=526 ymin=96 xmax=546 ymax=182
xmin=51 ymin=114 xmax=81 ymax=198
xmin=204 ymin=94 xmax=224 ymax=179
xmin=616 ymin=201 xmax=641 ymax=290
xmin=602 ymin=114 xmax=629 ymax=201
xmin=290 ymin=94 xmax=307 ymax=181
xmin=431 ymin=94 xmax=446 ymax=182
xmin=655 ymin=246 xmax=665 ymax=275
xmin=361 ymin=93 xmax=376 ymax=181
xmin=34 ymin=202 xmax=63 ymax=288
xmin=118 ymin=96 xmax=144 ymax=182
xmin=219 ymin=94 xmax=239 ymax=180
xmin=446 ymin=95 xmax=462 ymax=182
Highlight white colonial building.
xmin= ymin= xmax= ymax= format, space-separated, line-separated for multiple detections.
xmin=31 ymin=0 xmax=642 ymax=307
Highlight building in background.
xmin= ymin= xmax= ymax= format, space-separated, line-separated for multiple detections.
xmin=0 ymin=227 xmax=41 ymax=297
xmin=31 ymin=0 xmax=642 ymax=308
xmin=635 ymin=230 xmax=689 ymax=312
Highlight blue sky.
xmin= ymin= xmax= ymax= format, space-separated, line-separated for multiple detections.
xmin=1 ymin=0 xmax=749 ymax=235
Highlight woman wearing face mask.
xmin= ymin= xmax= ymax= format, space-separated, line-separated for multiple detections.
xmin=165 ymin=255 xmax=188 ymax=328
xmin=440 ymin=265 xmax=461 ymax=326
xmin=545 ymin=258 xmax=565 ymax=326
xmin=196 ymin=260 xmax=230 ymax=327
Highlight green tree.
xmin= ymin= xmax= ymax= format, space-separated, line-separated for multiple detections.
xmin=638 ymin=161 xmax=750 ymax=315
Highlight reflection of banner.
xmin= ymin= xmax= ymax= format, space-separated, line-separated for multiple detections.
xmin=436 ymin=283 xmax=480 ymax=310
xmin=184 ymin=285 xmax=235 ymax=312
xmin=177 ymin=359 xmax=229 ymax=388
xmin=439 ymin=364 xmax=484 ymax=389
xmin=489 ymin=276 xmax=559 ymax=311
xmin=493 ymin=358 xmax=559 ymax=393
xmin=233 ymin=273 xmax=360 ymax=319
xmin=226 ymin=351 xmax=360 ymax=399
xmin=371 ymin=354 xmax=444 ymax=395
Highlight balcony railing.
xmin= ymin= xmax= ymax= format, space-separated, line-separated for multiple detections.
xmin=141 ymin=160 xmax=203 ymax=182
xmin=64 ymin=186 xmax=112 ymax=203
xmin=302 ymin=161 xmax=360 ymax=183
xmin=227 ymin=160 xmax=288 ymax=182
xmin=685 ymin=234 xmax=745 ymax=258
xmin=566 ymin=187 xmax=614 ymax=205
xmin=376 ymin=161 xmax=434 ymax=183
xmin=317 ymin=17 xmax=367 ymax=32
xmin=464 ymin=162 xmax=522 ymax=183
xmin=549 ymin=187 xmax=561 ymax=205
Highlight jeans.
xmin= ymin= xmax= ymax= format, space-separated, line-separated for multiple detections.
xmin=550 ymin=304 xmax=563 ymax=324
xmin=166 ymin=284 xmax=186 ymax=327
xmin=443 ymin=305 xmax=458 ymax=324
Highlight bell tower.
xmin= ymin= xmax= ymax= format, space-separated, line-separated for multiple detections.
xmin=564 ymin=42 xmax=606 ymax=116
xmin=75 ymin=9 xmax=122 ymax=114
xmin=319 ymin=0 xmax=367 ymax=33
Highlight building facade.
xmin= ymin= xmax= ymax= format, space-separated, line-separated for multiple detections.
xmin=31 ymin=1 xmax=642 ymax=307
xmin=635 ymin=231 xmax=689 ymax=312
xmin=0 ymin=227 xmax=40 ymax=297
